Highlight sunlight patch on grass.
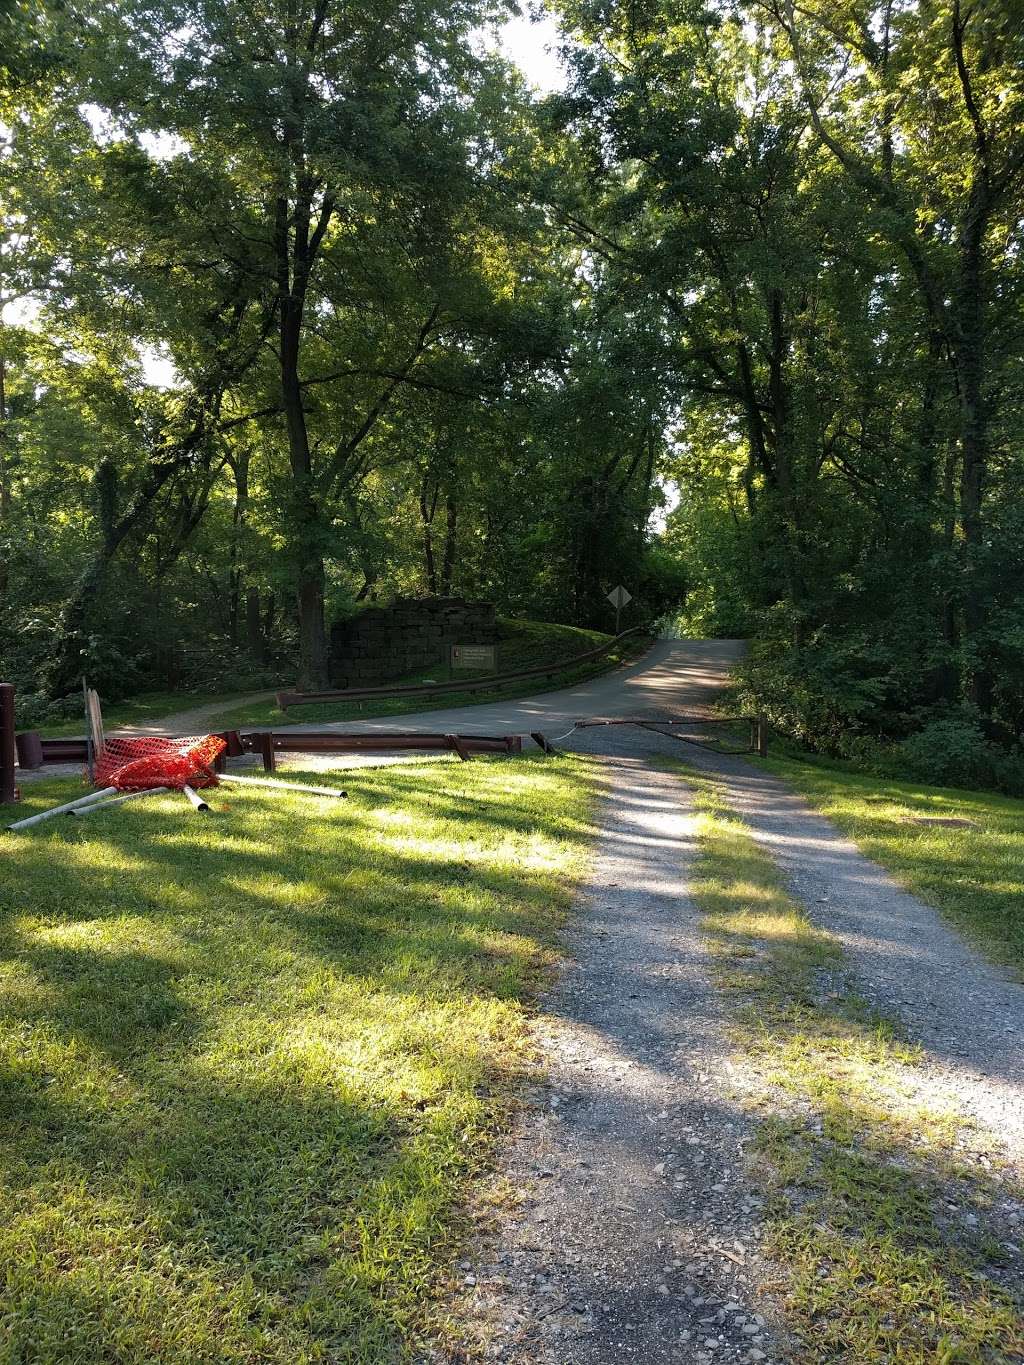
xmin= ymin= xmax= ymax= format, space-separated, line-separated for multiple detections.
xmin=675 ymin=764 xmax=1024 ymax=1364
xmin=759 ymin=755 xmax=1024 ymax=975
xmin=0 ymin=756 xmax=596 ymax=1362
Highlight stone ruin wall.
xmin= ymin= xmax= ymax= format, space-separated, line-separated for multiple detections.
xmin=328 ymin=597 xmax=496 ymax=687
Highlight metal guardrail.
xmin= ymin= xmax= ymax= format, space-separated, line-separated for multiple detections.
xmin=230 ymin=729 xmax=532 ymax=770
xmin=12 ymin=727 xmax=546 ymax=774
xmin=275 ymin=626 xmax=650 ymax=710
xmin=576 ymin=714 xmax=768 ymax=757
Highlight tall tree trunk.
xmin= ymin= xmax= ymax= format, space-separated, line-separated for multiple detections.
xmin=0 ymin=348 xmax=9 ymax=598
xmin=419 ymin=475 xmax=439 ymax=594
xmin=277 ymin=194 xmax=329 ymax=691
xmin=245 ymin=586 xmax=266 ymax=662
xmin=766 ymin=289 xmax=806 ymax=638
xmin=440 ymin=494 xmax=457 ymax=595
xmin=227 ymin=447 xmax=250 ymax=643
xmin=954 ymin=184 xmax=992 ymax=713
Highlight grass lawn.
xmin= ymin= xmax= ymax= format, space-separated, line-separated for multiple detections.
xmin=680 ymin=766 xmax=1024 ymax=1363
xmin=0 ymin=755 xmax=596 ymax=1362
xmin=757 ymin=753 xmax=1024 ymax=976
xmin=22 ymin=690 xmax=268 ymax=739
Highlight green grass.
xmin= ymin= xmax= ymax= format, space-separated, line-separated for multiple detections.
xmin=680 ymin=766 xmax=1024 ymax=1364
xmin=20 ymin=690 xmax=266 ymax=738
xmin=756 ymin=753 xmax=1024 ymax=977
xmin=0 ymin=755 xmax=596 ymax=1362
xmin=214 ymin=622 xmax=649 ymax=731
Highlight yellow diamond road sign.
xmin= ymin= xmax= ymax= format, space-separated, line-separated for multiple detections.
xmin=607 ymin=585 xmax=632 ymax=609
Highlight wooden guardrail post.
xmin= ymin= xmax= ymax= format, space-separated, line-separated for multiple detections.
xmin=0 ymin=682 xmax=19 ymax=804
xmin=258 ymin=732 xmax=276 ymax=772
xmin=15 ymin=730 xmax=44 ymax=769
xmin=446 ymin=734 xmax=472 ymax=762
xmin=756 ymin=714 xmax=768 ymax=759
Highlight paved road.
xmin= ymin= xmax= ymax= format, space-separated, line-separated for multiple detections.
xmin=295 ymin=638 xmax=747 ymax=742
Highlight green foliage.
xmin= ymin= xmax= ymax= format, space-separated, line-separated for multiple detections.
xmin=543 ymin=0 xmax=1024 ymax=780
xmin=897 ymin=713 xmax=1024 ymax=797
xmin=2 ymin=0 xmax=1022 ymax=781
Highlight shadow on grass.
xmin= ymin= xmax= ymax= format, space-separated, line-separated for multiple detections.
xmin=0 ymin=756 xmax=597 ymax=1363
xmin=680 ymin=766 xmax=1024 ymax=1363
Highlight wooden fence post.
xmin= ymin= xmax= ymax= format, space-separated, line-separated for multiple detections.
xmin=258 ymin=732 xmax=276 ymax=773
xmin=1 ymin=682 xmax=20 ymax=804
xmin=757 ymin=714 xmax=768 ymax=759
xmin=15 ymin=730 xmax=44 ymax=770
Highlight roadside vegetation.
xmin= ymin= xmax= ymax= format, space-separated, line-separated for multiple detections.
xmin=681 ymin=766 xmax=1024 ymax=1363
xmin=0 ymin=755 xmax=595 ymax=1363
xmin=15 ymin=688 xmax=270 ymax=739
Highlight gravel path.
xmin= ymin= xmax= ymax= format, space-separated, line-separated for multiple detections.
xmin=452 ymin=748 xmax=783 ymax=1364
xmin=679 ymin=745 xmax=1024 ymax=1165
xmin=110 ymin=690 xmax=277 ymax=737
xmin=397 ymin=641 xmax=1023 ymax=1357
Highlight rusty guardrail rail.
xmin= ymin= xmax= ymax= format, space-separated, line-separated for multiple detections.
xmin=275 ymin=626 xmax=649 ymax=710
xmin=229 ymin=729 xmax=534 ymax=770
xmin=574 ymin=714 xmax=768 ymax=757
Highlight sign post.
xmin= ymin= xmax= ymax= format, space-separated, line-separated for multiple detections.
xmin=606 ymin=585 xmax=633 ymax=635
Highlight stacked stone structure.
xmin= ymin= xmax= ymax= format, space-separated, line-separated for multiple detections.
xmin=328 ymin=597 xmax=496 ymax=687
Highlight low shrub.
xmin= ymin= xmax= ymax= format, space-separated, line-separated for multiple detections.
xmin=896 ymin=712 xmax=1024 ymax=796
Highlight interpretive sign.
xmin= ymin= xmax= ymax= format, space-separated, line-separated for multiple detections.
xmin=451 ymin=644 xmax=496 ymax=671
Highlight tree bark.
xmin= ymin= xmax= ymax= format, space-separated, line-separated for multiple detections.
xmin=954 ymin=175 xmax=992 ymax=713
xmin=420 ymin=475 xmax=439 ymax=594
xmin=0 ymin=348 xmax=9 ymax=598
xmin=440 ymin=494 xmax=457 ymax=595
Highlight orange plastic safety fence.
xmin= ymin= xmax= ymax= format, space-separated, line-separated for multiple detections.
xmin=92 ymin=734 xmax=226 ymax=792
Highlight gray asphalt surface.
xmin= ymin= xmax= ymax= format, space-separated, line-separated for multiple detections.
xmin=296 ymin=637 xmax=747 ymax=741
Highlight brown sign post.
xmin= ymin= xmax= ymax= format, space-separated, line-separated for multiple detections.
xmin=1 ymin=682 xmax=20 ymax=804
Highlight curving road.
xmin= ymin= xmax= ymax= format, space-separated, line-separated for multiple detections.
xmin=298 ymin=637 xmax=747 ymax=743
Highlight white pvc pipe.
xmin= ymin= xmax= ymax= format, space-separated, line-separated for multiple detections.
xmin=216 ymin=773 xmax=348 ymax=799
xmin=182 ymin=784 xmax=210 ymax=812
xmin=69 ymin=787 xmax=169 ymax=816
xmin=7 ymin=786 xmax=119 ymax=832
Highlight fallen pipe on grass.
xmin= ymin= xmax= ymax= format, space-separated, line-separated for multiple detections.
xmin=7 ymin=786 xmax=119 ymax=831
xmin=182 ymin=784 xmax=210 ymax=812
xmin=216 ymin=772 xmax=348 ymax=799
xmin=69 ymin=786 xmax=169 ymax=816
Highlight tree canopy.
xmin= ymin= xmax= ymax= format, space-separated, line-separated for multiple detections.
xmin=2 ymin=0 xmax=1022 ymax=786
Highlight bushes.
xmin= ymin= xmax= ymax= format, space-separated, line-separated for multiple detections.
xmin=733 ymin=631 xmax=891 ymax=756
xmin=737 ymin=632 xmax=1024 ymax=796
xmin=10 ymin=691 xmax=85 ymax=732
xmin=896 ymin=713 xmax=1024 ymax=796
